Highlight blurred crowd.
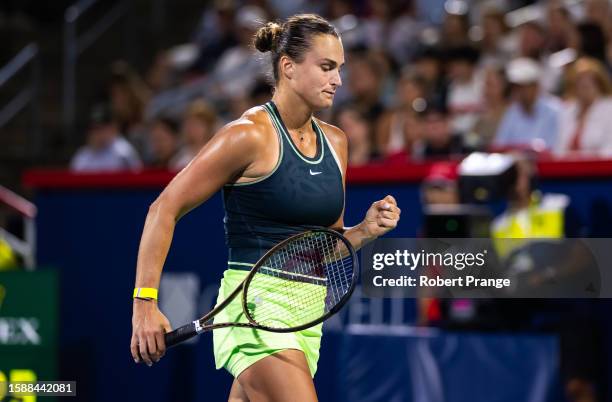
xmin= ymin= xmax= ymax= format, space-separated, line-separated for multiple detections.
xmin=70 ymin=0 xmax=612 ymax=172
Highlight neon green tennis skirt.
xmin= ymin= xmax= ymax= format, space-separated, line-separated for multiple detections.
xmin=212 ymin=268 xmax=324 ymax=378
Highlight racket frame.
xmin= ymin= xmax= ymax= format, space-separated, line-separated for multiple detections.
xmin=164 ymin=228 xmax=358 ymax=347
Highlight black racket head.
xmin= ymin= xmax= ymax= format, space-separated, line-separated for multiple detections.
xmin=241 ymin=228 xmax=358 ymax=332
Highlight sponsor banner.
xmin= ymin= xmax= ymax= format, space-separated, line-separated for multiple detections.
xmin=0 ymin=270 xmax=58 ymax=401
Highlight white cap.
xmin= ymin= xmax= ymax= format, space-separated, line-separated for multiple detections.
xmin=506 ymin=57 xmax=542 ymax=85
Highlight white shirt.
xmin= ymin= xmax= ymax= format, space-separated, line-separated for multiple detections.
xmin=555 ymin=97 xmax=612 ymax=157
xmin=70 ymin=136 xmax=142 ymax=172
xmin=448 ymin=73 xmax=484 ymax=135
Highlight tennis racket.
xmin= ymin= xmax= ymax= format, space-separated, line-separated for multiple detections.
xmin=164 ymin=228 xmax=358 ymax=348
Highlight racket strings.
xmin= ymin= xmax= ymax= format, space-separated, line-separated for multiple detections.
xmin=245 ymin=232 xmax=354 ymax=329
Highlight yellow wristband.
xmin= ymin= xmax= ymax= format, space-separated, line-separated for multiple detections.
xmin=133 ymin=287 xmax=158 ymax=300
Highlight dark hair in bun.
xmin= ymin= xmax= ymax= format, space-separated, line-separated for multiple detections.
xmin=253 ymin=14 xmax=339 ymax=83
xmin=254 ymin=22 xmax=283 ymax=53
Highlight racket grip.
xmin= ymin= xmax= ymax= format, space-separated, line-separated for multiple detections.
xmin=164 ymin=321 xmax=200 ymax=348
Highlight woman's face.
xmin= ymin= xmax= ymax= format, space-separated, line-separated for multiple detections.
xmin=415 ymin=58 xmax=440 ymax=83
xmin=110 ymin=83 xmax=131 ymax=119
xmin=398 ymin=79 xmax=423 ymax=107
xmin=519 ymin=25 xmax=545 ymax=58
xmin=289 ymin=34 xmax=344 ymax=110
xmin=182 ymin=117 xmax=213 ymax=148
xmin=422 ymin=112 xmax=451 ymax=146
xmin=337 ymin=109 xmax=369 ymax=143
xmin=150 ymin=122 xmax=179 ymax=161
xmin=575 ymin=71 xmax=602 ymax=103
xmin=547 ymin=8 xmax=562 ymax=32
xmin=348 ymin=58 xmax=380 ymax=98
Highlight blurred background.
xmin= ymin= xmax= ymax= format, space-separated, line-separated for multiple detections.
xmin=2 ymin=0 xmax=612 ymax=401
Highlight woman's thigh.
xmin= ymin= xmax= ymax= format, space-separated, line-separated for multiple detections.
xmin=237 ymin=349 xmax=318 ymax=402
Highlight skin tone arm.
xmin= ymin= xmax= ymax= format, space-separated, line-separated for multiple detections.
xmin=322 ymin=122 xmax=401 ymax=250
xmin=131 ymin=118 xmax=269 ymax=366
xmin=132 ymin=114 xmax=400 ymax=367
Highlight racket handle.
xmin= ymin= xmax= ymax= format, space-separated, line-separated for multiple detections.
xmin=164 ymin=321 xmax=201 ymax=348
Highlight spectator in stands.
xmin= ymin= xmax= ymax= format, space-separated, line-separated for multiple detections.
xmin=248 ymin=79 xmax=273 ymax=108
xmin=471 ymin=65 xmax=510 ymax=148
xmin=412 ymin=98 xmax=470 ymax=160
xmin=420 ymin=161 xmax=459 ymax=205
xmin=440 ymin=7 xmax=471 ymax=48
xmin=324 ymin=0 xmax=352 ymax=21
xmin=517 ymin=21 xmax=562 ymax=93
xmin=385 ymin=2 xmax=426 ymax=66
xmin=493 ymin=58 xmax=561 ymax=151
xmin=190 ymin=0 xmax=238 ymax=74
xmin=335 ymin=105 xmax=373 ymax=166
xmin=359 ymin=0 xmax=396 ymax=52
xmin=344 ymin=52 xmax=386 ymax=153
xmin=145 ymin=51 xmax=173 ymax=93
xmin=376 ymin=70 xmax=427 ymax=157
xmin=173 ymin=100 xmax=218 ymax=169
xmin=446 ymin=45 xmax=484 ymax=136
xmin=584 ymin=0 xmax=612 ymax=41
xmin=148 ymin=116 xmax=182 ymax=169
xmin=70 ymin=103 xmax=142 ymax=172
xmin=545 ymin=3 xmax=576 ymax=54
xmin=358 ymin=0 xmax=424 ymax=65
xmin=212 ymin=5 xmax=269 ymax=101
xmin=410 ymin=46 xmax=448 ymax=112
xmin=109 ymin=61 xmax=151 ymax=160
xmin=556 ymin=57 xmax=612 ymax=156
xmin=479 ymin=8 xmax=514 ymax=66
xmin=227 ymin=79 xmax=273 ymax=120
xmin=518 ymin=21 xmax=547 ymax=61
xmin=576 ymin=22 xmax=608 ymax=64
xmin=492 ymin=153 xmax=572 ymax=246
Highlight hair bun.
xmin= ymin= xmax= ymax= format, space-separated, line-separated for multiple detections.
xmin=254 ymin=22 xmax=282 ymax=53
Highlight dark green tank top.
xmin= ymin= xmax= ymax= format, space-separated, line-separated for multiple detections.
xmin=223 ymin=101 xmax=344 ymax=269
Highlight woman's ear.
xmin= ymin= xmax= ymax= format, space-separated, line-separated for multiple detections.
xmin=279 ymin=55 xmax=295 ymax=80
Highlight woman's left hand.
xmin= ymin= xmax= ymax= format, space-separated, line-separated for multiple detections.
xmin=362 ymin=195 xmax=401 ymax=238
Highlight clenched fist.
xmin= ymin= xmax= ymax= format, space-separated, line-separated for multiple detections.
xmin=362 ymin=195 xmax=401 ymax=238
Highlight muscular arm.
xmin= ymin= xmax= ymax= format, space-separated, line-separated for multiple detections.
xmin=131 ymin=117 xmax=269 ymax=365
xmin=134 ymin=120 xmax=265 ymax=290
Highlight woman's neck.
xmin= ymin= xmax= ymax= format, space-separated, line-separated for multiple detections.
xmin=579 ymin=96 xmax=597 ymax=114
xmin=271 ymin=89 xmax=313 ymax=131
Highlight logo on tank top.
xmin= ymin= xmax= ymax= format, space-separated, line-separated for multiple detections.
xmin=309 ymin=169 xmax=323 ymax=176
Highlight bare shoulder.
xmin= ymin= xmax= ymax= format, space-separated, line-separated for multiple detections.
xmin=214 ymin=106 xmax=272 ymax=149
xmin=241 ymin=104 xmax=273 ymax=128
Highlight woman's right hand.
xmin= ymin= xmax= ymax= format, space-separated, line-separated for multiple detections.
xmin=130 ymin=299 xmax=172 ymax=366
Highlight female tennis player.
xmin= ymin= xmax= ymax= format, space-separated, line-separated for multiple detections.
xmin=131 ymin=14 xmax=400 ymax=401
